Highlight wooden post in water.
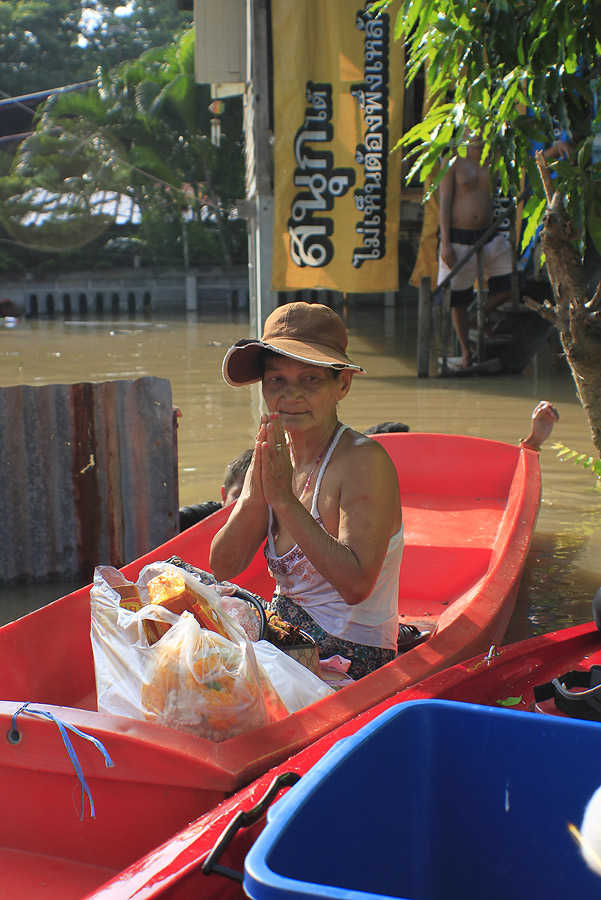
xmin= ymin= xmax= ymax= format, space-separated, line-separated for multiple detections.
xmin=417 ymin=277 xmax=432 ymax=377
xmin=185 ymin=273 xmax=197 ymax=312
xmin=476 ymin=248 xmax=486 ymax=363
xmin=440 ymin=285 xmax=452 ymax=373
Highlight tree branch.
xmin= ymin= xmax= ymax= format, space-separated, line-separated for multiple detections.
xmin=586 ymin=279 xmax=601 ymax=312
xmin=523 ymin=294 xmax=558 ymax=323
xmin=535 ymin=149 xmax=555 ymax=204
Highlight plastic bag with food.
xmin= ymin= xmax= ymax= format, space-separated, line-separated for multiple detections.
xmin=141 ymin=611 xmax=287 ymax=740
xmin=136 ymin=561 xmax=238 ymax=642
xmin=90 ymin=563 xmax=287 ymax=739
xmin=90 ymin=566 xmax=180 ymax=720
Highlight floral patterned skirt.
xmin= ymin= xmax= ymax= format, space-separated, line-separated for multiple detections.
xmin=270 ymin=595 xmax=396 ymax=681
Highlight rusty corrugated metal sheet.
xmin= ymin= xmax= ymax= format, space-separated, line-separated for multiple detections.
xmin=0 ymin=376 xmax=179 ymax=584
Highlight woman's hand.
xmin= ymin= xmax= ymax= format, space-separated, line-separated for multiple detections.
xmin=259 ymin=413 xmax=295 ymax=508
xmin=522 ymin=401 xmax=559 ymax=451
xmin=209 ymin=414 xmax=273 ymax=581
xmin=241 ymin=415 xmax=268 ymax=505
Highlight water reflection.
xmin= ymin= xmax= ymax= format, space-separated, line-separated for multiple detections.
xmin=1 ymin=299 xmax=600 ymax=639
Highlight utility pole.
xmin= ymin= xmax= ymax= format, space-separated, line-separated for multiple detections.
xmin=193 ymin=0 xmax=276 ymax=333
xmin=245 ymin=0 xmax=278 ymax=337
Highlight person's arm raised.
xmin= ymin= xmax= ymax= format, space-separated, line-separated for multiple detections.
xmin=519 ymin=400 xmax=559 ymax=452
xmin=209 ymin=425 xmax=270 ymax=581
xmin=263 ymin=421 xmax=401 ymax=606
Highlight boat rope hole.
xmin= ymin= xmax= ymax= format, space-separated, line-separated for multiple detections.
xmin=7 ymin=727 xmax=21 ymax=745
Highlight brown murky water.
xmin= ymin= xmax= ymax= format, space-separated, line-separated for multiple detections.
xmin=1 ymin=298 xmax=600 ymax=642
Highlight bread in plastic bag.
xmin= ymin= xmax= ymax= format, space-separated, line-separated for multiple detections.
xmin=146 ymin=570 xmax=231 ymax=639
xmin=253 ymin=640 xmax=334 ymax=713
xmin=136 ymin=562 xmax=238 ymax=640
xmin=90 ymin=563 xmax=287 ymax=740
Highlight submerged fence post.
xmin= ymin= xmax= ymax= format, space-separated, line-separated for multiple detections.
xmin=417 ymin=277 xmax=432 ymax=377
xmin=476 ymin=248 xmax=487 ymax=363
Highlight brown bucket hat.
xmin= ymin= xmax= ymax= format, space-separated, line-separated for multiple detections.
xmin=222 ymin=302 xmax=365 ymax=386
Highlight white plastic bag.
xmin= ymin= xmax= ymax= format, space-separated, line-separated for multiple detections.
xmin=90 ymin=564 xmax=287 ymax=740
xmin=90 ymin=565 xmax=180 ymax=720
xmin=253 ymin=640 xmax=334 ymax=713
xmin=140 ymin=613 xmax=287 ymax=740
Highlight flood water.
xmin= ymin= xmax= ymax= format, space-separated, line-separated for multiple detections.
xmin=2 ymin=296 xmax=600 ymax=643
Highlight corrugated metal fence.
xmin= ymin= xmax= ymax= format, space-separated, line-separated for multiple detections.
xmin=0 ymin=376 xmax=178 ymax=584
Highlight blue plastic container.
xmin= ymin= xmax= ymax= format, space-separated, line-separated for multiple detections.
xmin=244 ymin=699 xmax=601 ymax=900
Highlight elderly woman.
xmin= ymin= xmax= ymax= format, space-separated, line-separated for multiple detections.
xmin=209 ymin=301 xmax=407 ymax=679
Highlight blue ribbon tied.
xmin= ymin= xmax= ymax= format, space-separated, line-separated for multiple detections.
xmin=11 ymin=702 xmax=115 ymax=820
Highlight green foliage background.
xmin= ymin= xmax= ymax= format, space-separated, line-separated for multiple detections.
xmin=0 ymin=0 xmax=191 ymax=96
xmin=0 ymin=3 xmax=247 ymax=273
xmin=383 ymin=0 xmax=601 ymax=258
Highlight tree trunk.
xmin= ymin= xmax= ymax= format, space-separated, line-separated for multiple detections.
xmin=540 ymin=191 xmax=601 ymax=456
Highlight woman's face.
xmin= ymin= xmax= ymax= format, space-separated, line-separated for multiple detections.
xmin=262 ymin=355 xmax=352 ymax=433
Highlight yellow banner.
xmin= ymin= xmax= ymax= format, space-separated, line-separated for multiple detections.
xmin=271 ymin=1 xmax=404 ymax=292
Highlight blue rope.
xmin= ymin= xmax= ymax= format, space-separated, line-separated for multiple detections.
xmin=11 ymin=702 xmax=115 ymax=820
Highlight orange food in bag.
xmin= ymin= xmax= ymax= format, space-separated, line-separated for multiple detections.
xmin=147 ymin=572 xmax=230 ymax=639
xmin=115 ymin=582 xmax=165 ymax=645
xmin=140 ymin=615 xmax=287 ymax=741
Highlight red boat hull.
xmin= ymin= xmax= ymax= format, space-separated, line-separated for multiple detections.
xmin=0 ymin=434 xmax=541 ymax=898
xmin=83 ymin=620 xmax=601 ymax=900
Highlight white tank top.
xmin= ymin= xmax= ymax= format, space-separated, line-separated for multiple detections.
xmin=264 ymin=424 xmax=403 ymax=651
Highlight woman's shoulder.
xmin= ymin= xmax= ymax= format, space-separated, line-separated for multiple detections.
xmin=339 ymin=427 xmax=398 ymax=471
xmin=342 ymin=425 xmax=391 ymax=448
xmin=332 ymin=427 xmax=401 ymax=512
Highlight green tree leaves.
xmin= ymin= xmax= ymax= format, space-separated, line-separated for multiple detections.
xmin=0 ymin=1 xmax=191 ymax=97
xmin=553 ymin=443 xmax=601 ymax=486
xmin=388 ymin=0 xmax=601 ymax=252
xmin=0 ymin=27 xmax=245 ymax=268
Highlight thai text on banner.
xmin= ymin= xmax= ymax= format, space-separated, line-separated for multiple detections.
xmin=271 ymin=0 xmax=404 ymax=293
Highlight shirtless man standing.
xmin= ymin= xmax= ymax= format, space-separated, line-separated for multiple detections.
xmin=437 ymin=132 xmax=512 ymax=368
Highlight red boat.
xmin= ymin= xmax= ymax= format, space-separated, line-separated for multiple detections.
xmin=81 ymin=618 xmax=601 ymax=900
xmin=0 ymin=434 xmax=540 ymax=899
